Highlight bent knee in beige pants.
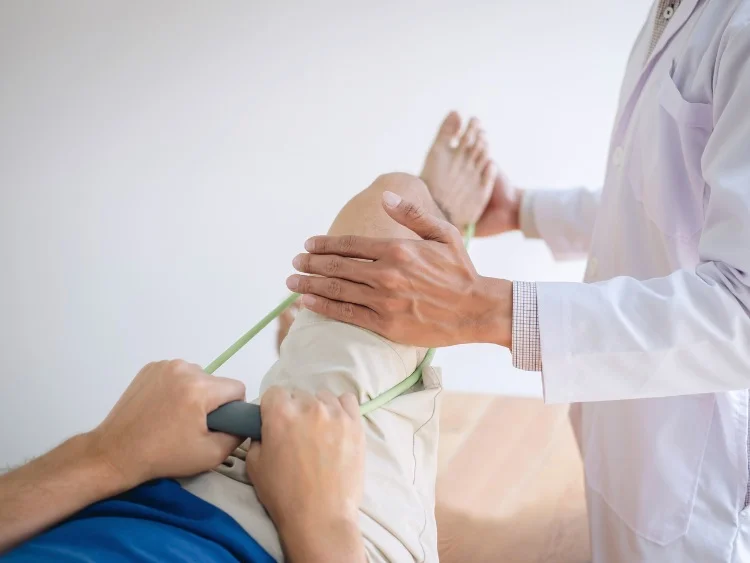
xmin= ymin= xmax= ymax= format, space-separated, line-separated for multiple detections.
xmin=180 ymin=309 xmax=442 ymax=562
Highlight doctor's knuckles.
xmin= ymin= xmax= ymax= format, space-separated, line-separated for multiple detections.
xmin=288 ymin=192 xmax=513 ymax=349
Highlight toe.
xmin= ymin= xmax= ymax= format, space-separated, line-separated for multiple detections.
xmin=458 ymin=117 xmax=480 ymax=154
xmin=481 ymin=160 xmax=497 ymax=192
xmin=435 ymin=111 xmax=462 ymax=145
xmin=471 ymin=131 xmax=488 ymax=167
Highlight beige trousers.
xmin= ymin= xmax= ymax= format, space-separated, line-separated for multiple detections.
xmin=179 ymin=309 xmax=442 ymax=562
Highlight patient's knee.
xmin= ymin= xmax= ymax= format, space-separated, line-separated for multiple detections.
xmin=367 ymin=173 xmax=431 ymax=207
xmin=328 ymin=172 xmax=440 ymax=238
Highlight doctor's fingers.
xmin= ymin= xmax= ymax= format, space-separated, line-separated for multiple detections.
xmin=299 ymin=294 xmax=381 ymax=335
xmin=292 ymin=253 xmax=372 ymax=284
xmin=286 ymin=274 xmax=379 ymax=309
xmin=304 ymin=234 xmax=390 ymax=260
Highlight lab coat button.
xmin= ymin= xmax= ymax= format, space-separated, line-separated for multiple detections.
xmin=664 ymin=6 xmax=675 ymax=20
xmin=612 ymin=146 xmax=624 ymax=168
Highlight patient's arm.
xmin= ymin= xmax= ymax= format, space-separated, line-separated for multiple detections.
xmin=0 ymin=433 xmax=131 ymax=553
xmin=280 ymin=515 xmax=365 ymax=563
xmin=246 ymin=387 xmax=367 ymax=563
xmin=0 ymin=360 xmax=245 ymax=554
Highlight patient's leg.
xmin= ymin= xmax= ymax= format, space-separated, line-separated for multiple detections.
xmin=182 ymin=173 xmax=446 ymax=563
xmin=267 ymin=173 xmax=444 ymax=562
xmin=327 ymin=171 xmax=446 ymax=239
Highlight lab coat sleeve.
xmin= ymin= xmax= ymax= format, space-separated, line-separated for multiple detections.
xmin=521 ymin=187 xmax=601 ymax=261
xmin=538 ymin=23 xmax=750 ymax=404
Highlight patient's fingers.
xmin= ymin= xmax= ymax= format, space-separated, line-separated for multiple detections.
xmin=292 ymin=253 xmax=371 ymax=284
xmin=244 ymin=441 xmax=261 ymax=481
xmin=261 ymin=386 xmax=292 ymax=413
xmin=204 ymin=376 xmax=247 ymax=411
xmin=338 ymin=393 xmax=360 ymax=419
xmin=207 ymin=430 xmax=243 ymax=457
xmin=316 ymin=389 xmax=340 ymax=411
xmin=304 ymin=234 xmax=390 ymax=260
xmin=287 ymin=274 xmax=377 ymax=307
xmin=300 ymin=294 xmax=381 ymax=333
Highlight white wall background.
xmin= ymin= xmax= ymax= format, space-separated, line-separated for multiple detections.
xmin=0 ymin=1 xmax=651 ymax=467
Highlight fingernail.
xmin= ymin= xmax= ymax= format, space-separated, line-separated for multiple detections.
xmin=383 ymin=191 xmax=402 ymax=208
xmin=292 ymin=255 xmax=303 ymax=269
xmin=286 ymin=275 xmax=299 ymax=291
xmin=302 ymin=294 xmax=316 ymax=307
xmin=304 ymin=238 xmax=314 ymax=252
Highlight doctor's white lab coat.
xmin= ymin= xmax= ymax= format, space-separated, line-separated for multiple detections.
xmin=523 ymin=1 xmax=750 ymax=561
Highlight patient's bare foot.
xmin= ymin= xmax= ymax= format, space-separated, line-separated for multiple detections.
xmin=420 ymin=112 xmax=496 ymax=228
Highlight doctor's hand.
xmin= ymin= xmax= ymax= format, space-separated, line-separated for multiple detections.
xmin=474 ymin=169 xmax=523 ymax=237
xmin=246 ymin=387 xmax=366 ymax=562
xmin=89 ymin=360 xmax=245 ymax=488
xmin=287 ymin=191 xmax=513 ymax=348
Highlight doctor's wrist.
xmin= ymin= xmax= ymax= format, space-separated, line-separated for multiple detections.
xmin=469 ymin=276 xmax=513 ymax=348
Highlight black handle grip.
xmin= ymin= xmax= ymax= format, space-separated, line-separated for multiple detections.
xmin=207 ymin=401 xmax=262 ymax=441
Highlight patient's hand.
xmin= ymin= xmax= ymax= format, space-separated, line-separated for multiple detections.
xmin=91 ymin=360 xmax=246 ymax=487
xmin=246 ymin=387 xmax=366 ymax=563
xmin=0 ymin=360 xmax=246 ymax=554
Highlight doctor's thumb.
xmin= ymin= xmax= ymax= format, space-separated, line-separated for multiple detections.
xmin=381 ymin=191 xmax=457 ymax=243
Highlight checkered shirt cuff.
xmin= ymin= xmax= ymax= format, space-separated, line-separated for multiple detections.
xmin=511 ymin=281 xmax=542 ymax=372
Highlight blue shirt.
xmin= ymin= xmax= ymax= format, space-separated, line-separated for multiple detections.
xmin=3 ymin=479 xmax=275 ymax=562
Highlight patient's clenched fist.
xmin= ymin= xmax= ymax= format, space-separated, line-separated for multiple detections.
xmin=245 ymin=387 xmax=365 ymax=537
xmin=89 ymin=360 xmax=245 ymax=488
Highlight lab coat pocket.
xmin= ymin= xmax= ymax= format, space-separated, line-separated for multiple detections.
xmin=584 ymin=396 xmax=715 ymax=545
xmin=628 ymin=71 xmax=712 ymax=241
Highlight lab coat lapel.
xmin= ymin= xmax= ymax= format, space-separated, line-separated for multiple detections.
xmin=613 ymin=0 xmax=702 ymax=139
xmin=645 ymin=0 xmax=701 ymax=69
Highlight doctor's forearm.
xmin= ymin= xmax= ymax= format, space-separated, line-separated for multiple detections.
xmin=522 ymin=187 xmax=601 ymax=260
xmin=536 ymin=266 xmax=750 ymax=403
xmin=533 ymin=29 xmax=750 ymax=403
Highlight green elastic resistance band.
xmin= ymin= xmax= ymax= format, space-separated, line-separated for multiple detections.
xmin=205 ymin=223 xmax=475 ymax=415
xmin=204 ymin=293 xmax=301 ymax=375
